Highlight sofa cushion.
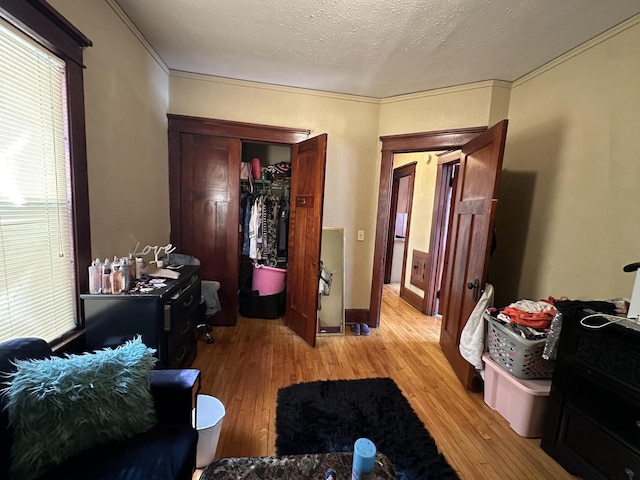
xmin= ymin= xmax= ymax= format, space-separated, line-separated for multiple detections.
xmin=4 ymin=337 xmax=158 ymax=480
xmin=38 ymin=424 xmax=198 ymax=480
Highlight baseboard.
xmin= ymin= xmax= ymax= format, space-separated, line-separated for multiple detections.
xmin=345 ymin=308 xmax=371 ymax=327
xmin=400 ymin=286 xmax=423 ymax=311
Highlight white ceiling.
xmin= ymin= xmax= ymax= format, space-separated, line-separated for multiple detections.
xmin=114 ymin=0 xmax=640 ymax=98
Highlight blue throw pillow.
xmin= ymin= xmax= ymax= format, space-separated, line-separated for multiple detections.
xmin=3 ymin=337 xmax=158 ymax=480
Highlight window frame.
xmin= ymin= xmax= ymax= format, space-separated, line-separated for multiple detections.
xmin=0 ymin=0 xmax=92 ymax=343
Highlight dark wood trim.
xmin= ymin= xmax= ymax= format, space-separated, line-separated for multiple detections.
xmin=168 ymin=130 xmax=182 ymax=247
xmin=168 ymin=115 xmax=310 ymax=144
xmin=384 ymin=162 xmax=417 ymax=284
xmin=423 ymin=152 xmax=461 ymax=315
xmin=397 ymin=163 xmax=416 ymax=299
xmin=345 ymin=309 xmax=370 ymax=327
xmin=67 ymin=60 xmax=91 ymax=322
xmin=384 ymin=176 xmax=399 ymax=283
xmin=369 ymin=150 xmax=394 ymax=326
xmin=0 ymin=0 xmax=91 ymax=67
xmin=400 ymin=285 xmax=423 ymax=311
xmin=369 ymin=127 xmax=486 ymax=327
xmin=380 ymin=127 xmax=487 ymax=153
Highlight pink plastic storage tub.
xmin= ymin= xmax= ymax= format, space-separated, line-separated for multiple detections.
xmin=251 ymin=264 xmax=287 ymax=296
xmin=482 ymin=353 xmax=551 ymax=437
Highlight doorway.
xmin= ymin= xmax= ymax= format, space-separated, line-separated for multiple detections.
xmin=384 ymin=162 xmax=415 ymax=289
xmin=368 ymin=126 xmax=487 ymax=327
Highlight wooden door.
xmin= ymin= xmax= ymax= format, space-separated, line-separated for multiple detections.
xmin=285 ymin=134 xmax=328 ymax=347
xmin=168 ymin=132 xmax=240 ymax=326
xmin=439 ymin=120 xmax=508 ymax=389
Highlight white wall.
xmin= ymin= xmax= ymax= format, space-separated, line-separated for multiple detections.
xmin=49 ymin=0 xmax=170 ymax=261
xmin=491 ymin=16 xmax=640 ymax=305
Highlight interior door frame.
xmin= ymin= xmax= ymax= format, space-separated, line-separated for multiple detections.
xmin=384 ymin=162 xmax=416 ymax=285
xmin=369 ymin=126 xmax=487 ymax=326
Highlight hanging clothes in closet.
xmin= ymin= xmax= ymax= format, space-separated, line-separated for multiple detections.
xmin=242 ymin=187 xmax=283 ymax=267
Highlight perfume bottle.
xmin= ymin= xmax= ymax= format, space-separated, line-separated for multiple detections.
xmin=110 ymin=257 xmax=123 ymax=294
xmin=101 ymin=258 xmax=111 ymax=294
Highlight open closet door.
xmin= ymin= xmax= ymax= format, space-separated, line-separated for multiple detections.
xmin=439 ymin=120 xmax=508 ymax=389
xmin=285 ymin=134 xmax=327 ymax=347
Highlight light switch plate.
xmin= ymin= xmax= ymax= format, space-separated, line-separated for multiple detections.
xmin=357 ymin=230 xmax=365 ymax=241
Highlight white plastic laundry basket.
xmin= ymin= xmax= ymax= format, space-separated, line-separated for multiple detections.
xmin=192 ymin=395 xmax=225 ymax=468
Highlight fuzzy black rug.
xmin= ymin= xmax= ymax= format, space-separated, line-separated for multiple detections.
xmin=275 ymin=377 xmax=459 ymax=480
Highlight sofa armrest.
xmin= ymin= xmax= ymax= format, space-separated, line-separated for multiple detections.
xmin=149 ymin=369 xmax=201 ymax=427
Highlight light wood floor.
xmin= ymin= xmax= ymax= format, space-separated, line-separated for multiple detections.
xmin=192 ymin=284 xmax=575 ymax=479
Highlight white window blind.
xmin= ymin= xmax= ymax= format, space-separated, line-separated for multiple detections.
xmin=0 ymin=20 xmax=77 ymax=343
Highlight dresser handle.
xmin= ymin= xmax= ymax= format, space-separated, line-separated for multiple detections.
xmin=180 ymin=322 xmax=191 ymax=335
xmin=626 ymin=467 xmax=635 ymax=479
xmin=175 ymin=346 xmax=186 ymax=363
xmin=636 ymin=420 xmax=640 ymax=429
xmin=182 ymin=295 xmax=194 ymax=308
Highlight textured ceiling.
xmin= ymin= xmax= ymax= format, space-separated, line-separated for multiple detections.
xmin=114 ymin=0 xmax=640 ymax=98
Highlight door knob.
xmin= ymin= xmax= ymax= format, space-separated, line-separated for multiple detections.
xmin=467 ymin=279 xmax=481 ymax=301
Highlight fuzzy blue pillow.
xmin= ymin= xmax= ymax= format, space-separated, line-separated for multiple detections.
xmin=3 ymin=337 xmax=158 ymax=480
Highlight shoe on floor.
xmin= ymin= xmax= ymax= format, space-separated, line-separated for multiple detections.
xmin=360 ymin=323 xmax=370 ymax=336
xmin=351 ymin=323 xmax=361 ymax=335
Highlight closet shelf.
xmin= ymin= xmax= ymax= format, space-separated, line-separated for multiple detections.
xmin=241 ymin=178 xmax=290 ymax=189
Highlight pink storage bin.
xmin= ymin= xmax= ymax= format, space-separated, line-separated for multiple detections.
xmin=482 ymin=353 xmax=551 ymax=437
xmin=251 ymin=264 xmax=287 ymax=296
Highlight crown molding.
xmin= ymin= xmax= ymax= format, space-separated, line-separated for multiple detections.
xmin=380 ymin=80 xmax=512 ymax=105
xmin=169 ymin=70 xmax=381 ymax=104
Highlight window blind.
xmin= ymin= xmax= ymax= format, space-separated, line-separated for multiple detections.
xmin=0 ymin=20 xmax=77 ymax=343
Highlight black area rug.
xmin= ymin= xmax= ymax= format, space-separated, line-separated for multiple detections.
xmin=275 ymin=377 xmax=459 ymax=480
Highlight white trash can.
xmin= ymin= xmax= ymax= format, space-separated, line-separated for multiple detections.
xmin=192 ymin=394 xmax=225 ymax=468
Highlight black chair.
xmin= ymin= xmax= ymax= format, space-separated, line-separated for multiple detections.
xmin=0 ymin=338 xmax=200 ymax=480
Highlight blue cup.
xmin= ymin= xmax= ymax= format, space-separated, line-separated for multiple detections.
xmin=352 ymin=437 xmax=376 ymax=478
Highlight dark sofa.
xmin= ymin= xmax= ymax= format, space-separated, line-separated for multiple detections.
xmin=0 ymin=338 xmax=200 ymax=480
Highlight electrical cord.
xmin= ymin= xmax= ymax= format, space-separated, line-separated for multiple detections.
xmin=580 ymin=313 xmax=634 ymax=329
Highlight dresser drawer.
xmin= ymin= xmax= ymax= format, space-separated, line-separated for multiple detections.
xmin=561 ymin=408 xmax=640 ymax=480
xmin=169 ymin=277 xmax=201 ymax=333
xmin=573 ymin=333 xmax=640 ymax=392
xmin=167 ymin=308 xmax=198 ymax=368
xmin=567 ymin=372 xmax=640 ymax=450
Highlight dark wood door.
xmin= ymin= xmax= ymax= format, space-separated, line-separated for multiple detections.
xmin=439 ymin=120 xmax=508 ymax=389
xmin=168 ymin=132 xmax=240 ymax=326
xmin=285 ymin=134 xmax=328 ymax=347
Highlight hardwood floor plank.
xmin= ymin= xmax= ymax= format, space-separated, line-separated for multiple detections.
xmin=192 ymin=285 xmax=575 ymax=479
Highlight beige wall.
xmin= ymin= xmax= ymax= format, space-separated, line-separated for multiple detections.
xmin=49 ymin=1 xmax=640 ymax=315
xmin=49 ymin=0 xmax=170 ymax=261
xmin=490 ymin=16 xmax=640 ymax=305
xmin=170 ymin=72 xmax=381 ymax=308
xmin=378 ymin=81 xmax=507 ymax=137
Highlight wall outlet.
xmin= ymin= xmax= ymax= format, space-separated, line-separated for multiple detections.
xmin=357 ymin=230 xmax=365 ymax=242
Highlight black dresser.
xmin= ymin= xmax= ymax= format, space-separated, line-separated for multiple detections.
xmin=541 ymin=309 xmax=640 ymax=479
xmin=81 ymin=265 xmax=201 ymax=368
